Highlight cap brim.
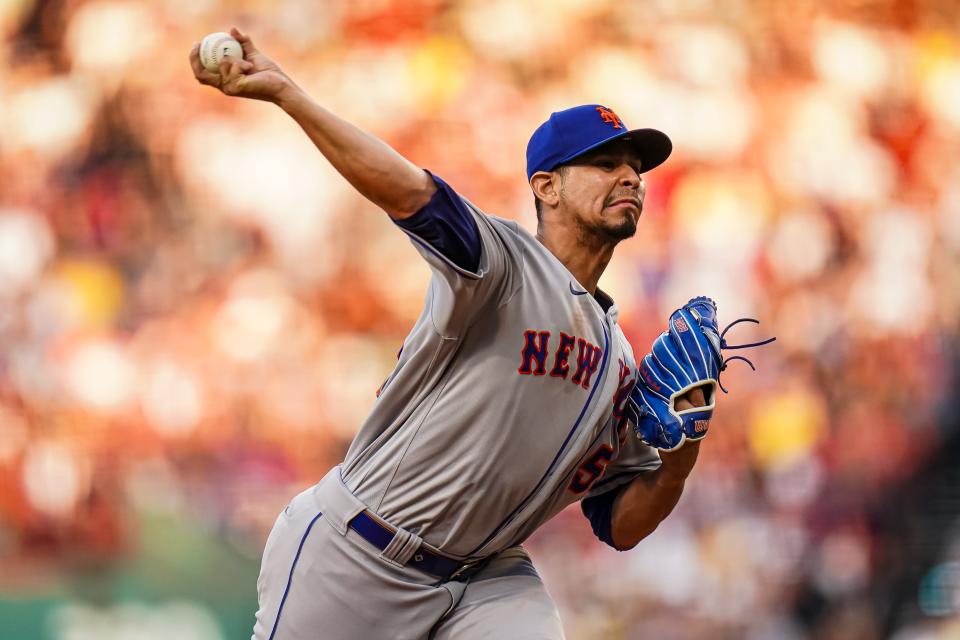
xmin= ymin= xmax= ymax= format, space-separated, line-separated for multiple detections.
xmin=557 ymin=128 xmax=673 ymax=174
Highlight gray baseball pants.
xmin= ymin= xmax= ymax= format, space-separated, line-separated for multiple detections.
xmin=251 ymin=467 xmax=566 ymax=639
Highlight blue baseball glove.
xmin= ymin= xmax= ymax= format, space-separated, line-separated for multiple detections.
xmin=624 ymin=297 xmax=775 ymax=451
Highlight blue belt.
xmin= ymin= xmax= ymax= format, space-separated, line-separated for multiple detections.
xmin=348 ymin=511 xmax=484 ymax=580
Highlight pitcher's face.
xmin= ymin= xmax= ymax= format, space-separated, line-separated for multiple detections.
xmin=557 ymin=144 xmax=646 ymax=241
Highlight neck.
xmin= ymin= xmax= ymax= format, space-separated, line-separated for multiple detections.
xmin=536 ymin=219 xmax=618 ymax=295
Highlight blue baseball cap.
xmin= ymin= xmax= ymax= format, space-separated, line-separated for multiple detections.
xmin=525 ymin=104 xmax=672 ymax=180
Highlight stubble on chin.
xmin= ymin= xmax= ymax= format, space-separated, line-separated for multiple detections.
xmin=576 ymin=214 xmax=637 ymax=245
xmin=603 ymin=214 xmax=638 ymax=241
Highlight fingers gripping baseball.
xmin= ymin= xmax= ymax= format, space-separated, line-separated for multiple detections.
xmin=218 ymin=57 xmax=254 ymax=96
xmin=189 ymin=43 xmax=221 ymax=88
xmin=189 ymin=27 xmax=291 ymax=102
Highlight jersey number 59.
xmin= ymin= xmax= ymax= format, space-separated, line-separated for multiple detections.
xmin=568 ymin=445 xmax=614 ymax=494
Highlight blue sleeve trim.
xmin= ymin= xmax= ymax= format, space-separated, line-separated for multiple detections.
xmin=580 ymin=482 xmax=629 ymax=550
xmin=394 ymin=172 xmax=481 ymax=273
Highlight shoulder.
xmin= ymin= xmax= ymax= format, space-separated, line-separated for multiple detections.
xmin=459 ymin=196 xmax=527 ymax=241
xmin=458 ymin=197 xmax=534 ymax=263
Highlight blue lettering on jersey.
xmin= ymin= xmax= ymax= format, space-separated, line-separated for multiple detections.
xmin=611 ymin=358 xmax=637 ymax=420
xmin=549 ymin=332 xmax=576 ymax=379
xmin=517 ymin=331 xmax=604 ymax=390
xmin=568 ymin=445 xmax=614 ymax=494
xmin=518 ymin=330 xmax=551 ymax=375
xmin=568 ymin=359 xmax=637 ymax=495
xmin=570 ymin=339 xmax=603 ymax=389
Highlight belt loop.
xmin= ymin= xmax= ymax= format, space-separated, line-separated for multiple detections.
xmin=380 ymin=527 xmax=423 ymax=567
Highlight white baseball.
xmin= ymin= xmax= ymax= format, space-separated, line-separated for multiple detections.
xmin=200 ymin=32 xmax=243 ymax=73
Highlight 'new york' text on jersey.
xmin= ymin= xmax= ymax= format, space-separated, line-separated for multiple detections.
xmin=341 ymin=189 xmax=660 ymax=560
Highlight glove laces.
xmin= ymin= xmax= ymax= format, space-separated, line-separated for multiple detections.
xmin=717 ymin=318 xmax=776 ymax=393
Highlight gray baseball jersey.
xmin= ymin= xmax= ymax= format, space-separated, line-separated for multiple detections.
xmin=340 ymin=190 xmax=661 ymax=560
xmin=252 ymin=184 xmax=664 ymax=640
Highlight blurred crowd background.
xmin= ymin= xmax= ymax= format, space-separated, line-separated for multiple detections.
xmin=1 ymin=0 xmax=959 ymax=638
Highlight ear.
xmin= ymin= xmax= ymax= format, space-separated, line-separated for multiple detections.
xmin=530 ymin=171 xmax=561 ymax=208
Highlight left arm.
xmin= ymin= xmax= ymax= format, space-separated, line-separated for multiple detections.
xmin=604 ymin=296 xmax=772 ymax=549
xmin=608 ymin=387 xmax=704 ymax=550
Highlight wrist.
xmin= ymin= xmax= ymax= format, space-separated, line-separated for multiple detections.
xmin=656 ymin=439 xmax=700 ymax=484
xmin=274 ymin=80 xmax=306 ymax=110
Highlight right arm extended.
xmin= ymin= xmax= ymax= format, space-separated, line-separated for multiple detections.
xmin=189 ymin=27 xmax=435 ymax=219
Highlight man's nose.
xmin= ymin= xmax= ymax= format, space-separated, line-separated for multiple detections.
xmin=617 ymin=164 xmax=643 ymax=190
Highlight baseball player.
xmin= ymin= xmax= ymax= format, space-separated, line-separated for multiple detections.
xmin=190 ymin=28 xmax=771 ymax=640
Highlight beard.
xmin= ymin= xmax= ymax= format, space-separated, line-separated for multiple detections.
xmin=575 ymin=212 xmax=638 ymax=246
xmin=597 ymin=191 xmax=642 ymax=240
xmin=600 ymin=214 xmax=638 ymax=240
xmin=559 ymin=183 xmax=642 ymax=243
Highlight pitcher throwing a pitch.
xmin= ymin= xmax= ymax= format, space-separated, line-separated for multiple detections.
xmin=190 ymin=28 xmax=773 ymax=640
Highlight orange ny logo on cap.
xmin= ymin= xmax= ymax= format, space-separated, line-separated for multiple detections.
xmin=595 ymin=106 xmax=623 ymax=129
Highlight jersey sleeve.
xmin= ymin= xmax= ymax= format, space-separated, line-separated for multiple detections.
xmin=393 ymin=173 xmax=482 ymax=273
xmin=580 ymin=435 xmax=662 ymax=550
xmin=580 ymin=482 xmax=628 ymax=548
xmin=394 ymin=172 xmax=523 ymax=337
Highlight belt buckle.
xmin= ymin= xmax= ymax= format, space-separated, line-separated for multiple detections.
xmin=448 ymin=559 xmax=481 ymax=580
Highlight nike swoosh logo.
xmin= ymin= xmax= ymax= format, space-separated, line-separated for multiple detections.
xmin=569 ymin=281 xmax=588 ymax=296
